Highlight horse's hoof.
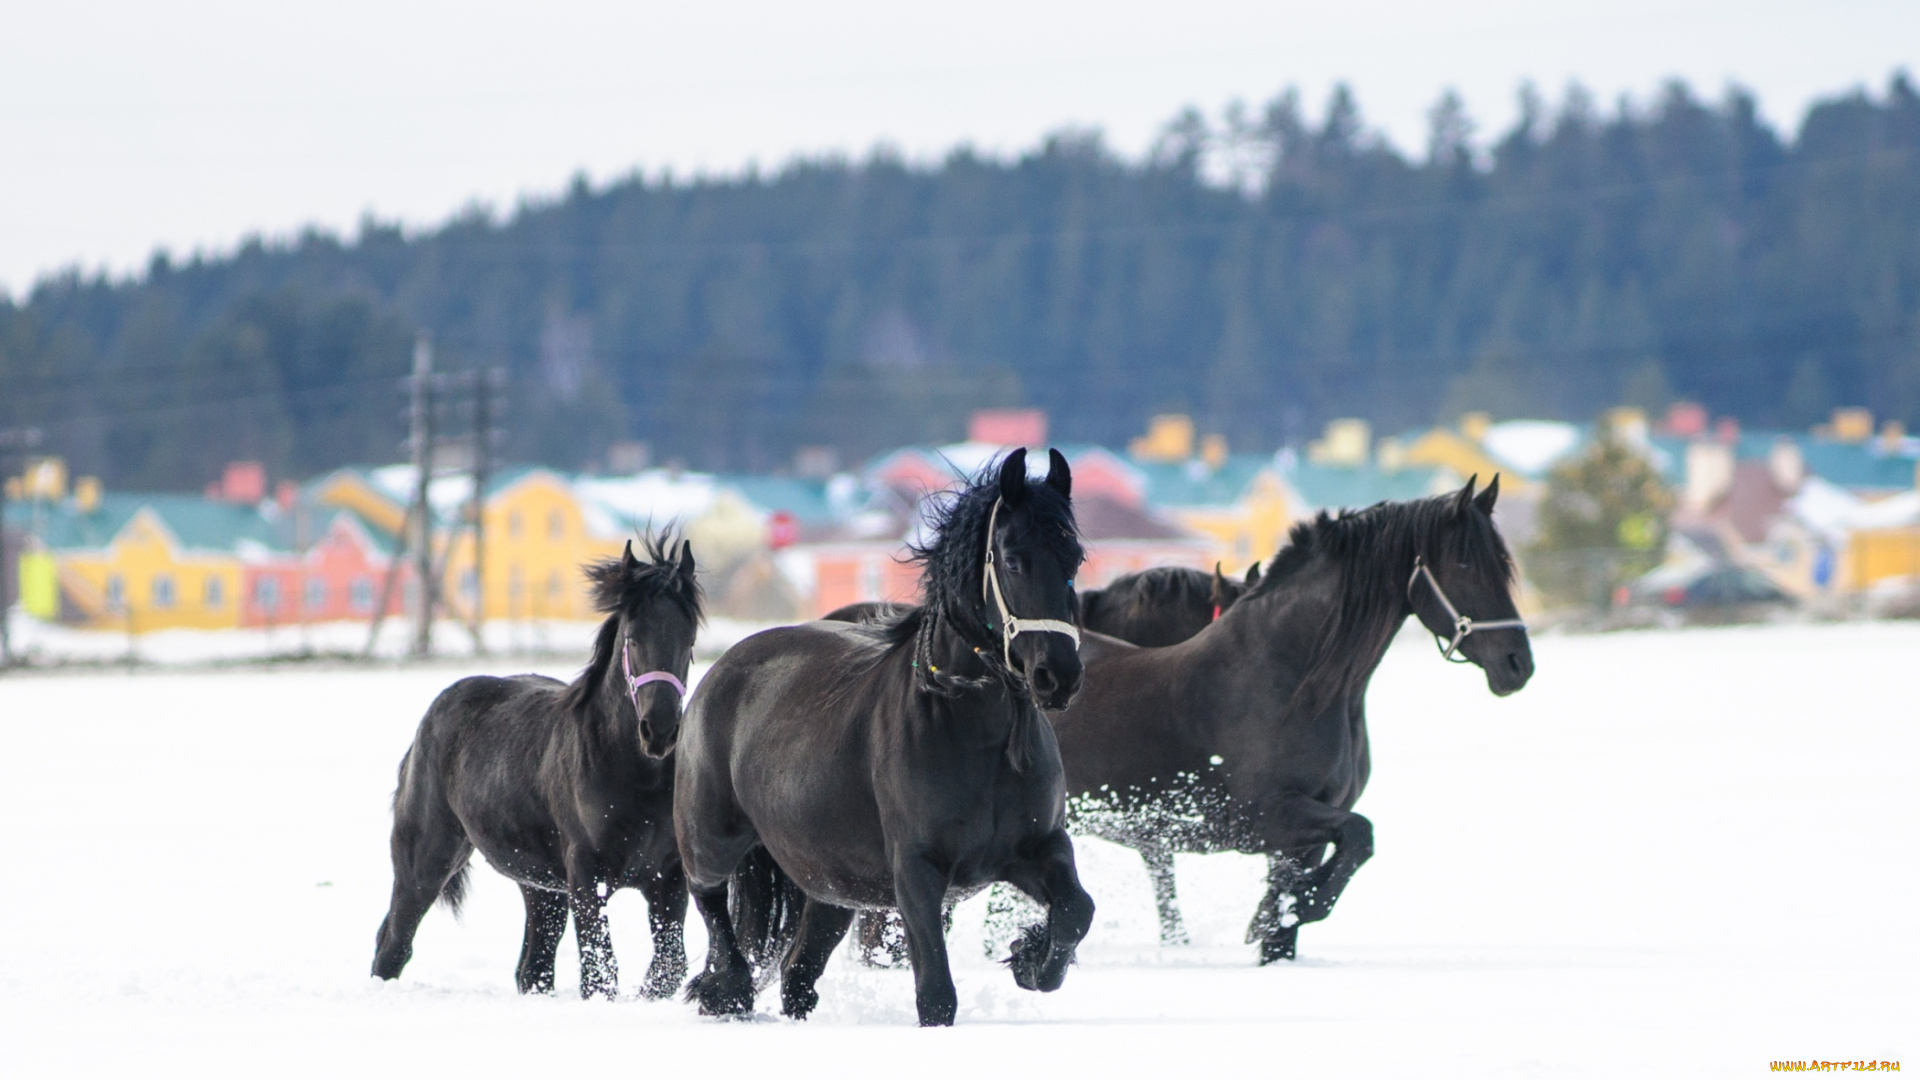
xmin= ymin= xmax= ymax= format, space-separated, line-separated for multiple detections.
xmin=781 ymin=983 xmax=819 ymax=1020
xmin=638 ymin=972 xmax=682 ymax=1001
xmin=686 ymin=970 xmax=754 ymax=1017
xmin=1005 ymin=924 xmax=1051 ymax=991
xmin=1257 ymin=930 xmax=1298 ymax=965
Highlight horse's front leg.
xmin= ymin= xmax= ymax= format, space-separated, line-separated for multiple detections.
xmin=636 ymin=861 xmax=689 ymax=1000
xmin=891 ymin=850 xmax=957 ymax=1026
xmin=566 ymin=861 xmax=618 ymax=999
xmin=1000 ymin=829 xmax=1095 ymax=992
xmin=1246 ymin=792 xmax=1373 ymax=964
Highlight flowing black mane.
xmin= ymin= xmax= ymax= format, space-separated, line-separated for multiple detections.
xmin=1245 ymin=492 xmax=1513 ymax=713
xmin=863 ymin=457 xmax=1082 ymax=696
xmin=563 ymin=533 xmax=705 ymax=714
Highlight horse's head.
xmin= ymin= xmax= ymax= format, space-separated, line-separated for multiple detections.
xmin=1407 ymin=475 xmax=1534 ymax=696
xmin=985 ymin=449 xmax=1086 ymax=711
xmin=582 ymin=535 xmax=703 ymax=756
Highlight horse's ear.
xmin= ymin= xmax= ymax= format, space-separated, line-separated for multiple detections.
xmin=622 ymin=539 xmax=638 ymax=570
xmin=1454 ymin=474 xmax=1479 ymax=515
xmin=679 ymin=539 xmax=696 ymax=577
xmin=1045 ymin=447 xmax=1072 ymax=499
xmin=1244 ymin=562 xmax=1262 ymax=587
xmin=1473 ymin=473 xmax=1501 ymax=515
xmin=998 ymin=448 xmax=1031 ymax=505
xmin=1210 ymin=563 xmax=1230 ymax=605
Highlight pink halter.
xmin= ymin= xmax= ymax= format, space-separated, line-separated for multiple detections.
xmin=622 ymin=636 xmax=687 ymax=715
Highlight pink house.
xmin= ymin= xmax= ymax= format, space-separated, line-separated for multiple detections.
xmin=240 ymin=511 xmax=408 ymax=628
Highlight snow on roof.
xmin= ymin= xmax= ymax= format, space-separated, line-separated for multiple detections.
xmin=573 ymin=471 xmax=720 ymax=531
xmin=366 ymin=465 xmax=475 ymax=518
xmin=1789 ymin=476 xmax=1920 ymax=537
xmin=1480 ymin=421 xmax=1581 ymax=477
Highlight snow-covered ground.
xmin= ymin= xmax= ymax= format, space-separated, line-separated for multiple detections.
xmin=1 ymin=622 xmax=1913 ymax=1077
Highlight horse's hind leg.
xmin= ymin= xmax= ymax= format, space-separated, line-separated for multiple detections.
xmin=780 ymin=898 xmax=855 ymax=1020
xmin=685 ymin=884 xmax=755 ymax=1017
xmin=515 ymin=886 xmax=568 ymax=994
xmin=636 ymin=862 xmax=690 ymax=1000
xmin=371 ymin=764 xmax=473 ymax=980
xmin=1139 ymin=842 xmax=1189 ymax=946
xmin=1000 ymin=829 xmax=1095 ymax=994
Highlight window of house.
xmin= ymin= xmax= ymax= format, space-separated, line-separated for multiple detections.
xmin=507 ymin=510 xmax=523 ymax=538
xmin=106 ymin=574 xmax=125 ymax=610
xmin=204 ymin=576 xmax=224 ymax=608
xmin=305 ymin=578 xmax=327 ymax=611
xmin=547 ymin=569 xmax=562 ymax=597
xmin=256 ymin=577 xmax=281 ymax=612
xmin=548 ymin=509 xmax=565 ymax=539
xmin=151 ymin=574 xmax=175 ymax=609
xmin=350 ymin=576 xmax=374 ymax=613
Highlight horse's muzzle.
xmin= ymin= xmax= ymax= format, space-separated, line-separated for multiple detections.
xmin=638 ymin=701 xmax=681 ymax=758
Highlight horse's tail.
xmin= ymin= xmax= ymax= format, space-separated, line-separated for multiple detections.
xmin=438 ymin=862 xmax=470 ymax=917
xmin=730 ymin=846 xmax=805 ymax=983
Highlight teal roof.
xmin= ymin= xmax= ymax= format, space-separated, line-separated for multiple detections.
xmin=1282 ymin=461 xmax=1454 ymax=511
xmin=1647 ymin=432 xmax=1919 ymax=492
xmin=8 ymin=493 xmax=281 ymax=553
xmin=717 ymin=475 xmax=840 ymax=524
xmin=1133 ymin=454 xmax=1275 ymax=507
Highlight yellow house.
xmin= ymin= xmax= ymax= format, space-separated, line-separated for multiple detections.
xmin=1846 ymin=527 xmax=1920 ymax=589
xmin=1400 ymin=413 xmax=1536 ymax=494
xmin=307 ymin=468 xmax=409 ymax=536
xmin=37 ymin=495 xmax=268 ymax=631
xmin=440 ymin=468 xmax=627 ymax=622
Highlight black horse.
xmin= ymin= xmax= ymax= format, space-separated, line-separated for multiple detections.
xmin=371 ymin=536 xmax=701 ymax=999
xmin=673 ymin=449 xmax=1095 ymax=1026
xmin=1052 ymin=477 xmax=1532 ymax=959
xmin=1076 ymin=562 xmax=1258 ymax=647
xmin=826 ymin=560 xmax=1256 ymax=963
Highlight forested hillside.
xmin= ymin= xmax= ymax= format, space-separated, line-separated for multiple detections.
xmin=3 ymin=76 xmax=1918 ymax=488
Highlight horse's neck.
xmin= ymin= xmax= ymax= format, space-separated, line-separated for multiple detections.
xmin=1218 ymin=547 xmax=1410 ymax=699
xmin=574 ymin=672 xmax=635 ymax=753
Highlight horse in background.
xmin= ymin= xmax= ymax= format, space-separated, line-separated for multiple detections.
xmin=1076 ymin=562 xmax=1259 ymax=647
xmin=673 ymin=450 xmax=1094 ymax=1026
xmin=1052 ymin=477 xmax=1533 ymax=959
xmin=372 ymin=536 xmax=701 ymax=999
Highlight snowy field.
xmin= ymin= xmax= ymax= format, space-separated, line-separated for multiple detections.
xmin=1 ymin=622 xmax=1913 ymax=1077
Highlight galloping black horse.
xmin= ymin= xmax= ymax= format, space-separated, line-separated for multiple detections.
xmin=1053 ymin=477 xmax=1532 ymax=959
xmin=372 ymin=536 xmax=701 ymax=999
xmin=827 ymin=560 xmax=1257 ymax=962
xmin=673 ymin=450 xmax=1095 ymax=1026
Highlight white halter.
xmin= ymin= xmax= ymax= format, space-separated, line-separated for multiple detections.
xmin=1407 ymin=556 xmax=1528 ymax=662
xmin=981 ymin=496 xmax=1081 ymax=669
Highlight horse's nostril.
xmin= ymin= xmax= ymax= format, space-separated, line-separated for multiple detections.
xmin=1507 ymin=653 xmax=1522 ymax=674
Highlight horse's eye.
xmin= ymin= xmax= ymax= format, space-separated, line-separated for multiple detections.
xmin=1004 ymin=555 xmax=1025 ymax=574
xmin=1457 ymin=561 xmax=1471 ymax=571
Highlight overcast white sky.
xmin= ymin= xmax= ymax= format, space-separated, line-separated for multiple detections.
xmin=0 ymin=0 xmax=1913 ymax=295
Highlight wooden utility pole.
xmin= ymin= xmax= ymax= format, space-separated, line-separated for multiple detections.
xmin=465 ymin=369 xmax=499 ymax=653
xmin=408 ymin=335 xmax=437 ymax=658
